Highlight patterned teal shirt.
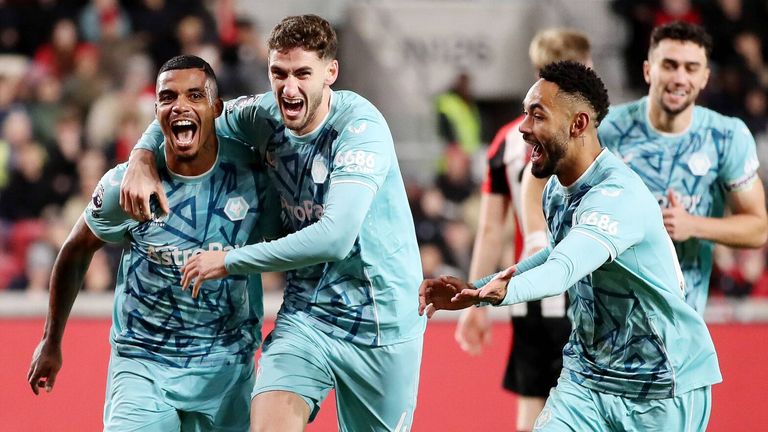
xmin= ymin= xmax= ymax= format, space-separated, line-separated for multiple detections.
xmin=539 ymin=150 xmax=722 ymax=399
xmin=599 ymin=97 xmax=760 ymax=313
xmin=135 ymin=90 xmax=425 ymax=347
xmin=85 ymin=138 xmax=280 ymax=367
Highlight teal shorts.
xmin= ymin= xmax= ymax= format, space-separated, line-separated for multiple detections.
xmin=103 ymin=352 xmax=254 ymax=432
xmin=253 ymin=313 xmax=423 ymax=432
xmin=533 ymin=375 xmax=712 ymax=431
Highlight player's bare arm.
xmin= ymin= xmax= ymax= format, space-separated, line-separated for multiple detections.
xmin=663 ymin=180 xmax=768 ymax=247
xmin=28 ymin=216 xmax=104 ymax=395
xmin=120 ymin=149 xmax=169 ymax=221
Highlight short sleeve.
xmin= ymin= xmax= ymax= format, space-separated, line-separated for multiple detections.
xmin=329 ymin=115 xmax=393 ymax=193
xmin=83 ymin=165 xmax=137 ymax=243
xmin=719 ymin=118 xmax=760 ymax=192
xmin=570 ymin=185 xmax=645 ymax=261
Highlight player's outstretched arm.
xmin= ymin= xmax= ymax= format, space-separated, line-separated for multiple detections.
xmin=28 ymin=216 xmax=104 ymax=395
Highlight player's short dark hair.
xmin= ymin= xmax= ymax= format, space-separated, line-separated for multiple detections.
xmin=268 ymin=14 xmax=337 ymax=61
xmin=539 ymin=60 xmax=610 ymax=125
xmin=650 ymin=21 xmax=712 ymax=59
xmin=157 ymin=55 xmax=218 ymax=98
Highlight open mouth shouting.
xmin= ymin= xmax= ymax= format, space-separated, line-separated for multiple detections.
xmin=281 ymin=97 xmax=305 ymax=121
xmin=524 ymin=134 xmax=544 ymax=164
xmin=171 ymin=118 xmax=198 ymax=149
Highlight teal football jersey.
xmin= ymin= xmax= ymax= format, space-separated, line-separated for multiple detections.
xmin=85 ymin=138 xmax=280 ymax=367
xmin=598 ymin=97 xmax=760 ymax=313
xmin=542 ymin=150 xmax=721 ymax=399
xmin=136 ymin=90 xmax=425 ymax=347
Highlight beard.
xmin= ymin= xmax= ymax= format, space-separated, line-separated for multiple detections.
xmin=530 ymin=134 xmax=568 ymax=179
xmin=658 ymin=87 xmax=698 ymax=116
xmin=174 ymin=152 xmax=196 ymax=162
xmin=283 ymin=88 xmax=324 ymax=133
xmin=660 ymin=97 xmax=694 ymax=116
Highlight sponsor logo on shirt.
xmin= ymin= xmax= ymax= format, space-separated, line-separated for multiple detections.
xmin=657 ymin=192 xmax=702 ymax=212
xmin=226 ymin=94 xmax=262 ymax=114
xmin=281 ymin=197 xmax=324 ymax=222
xmin=347 ymin=121 xmax=367 ymax=135
xmin=146 ymin=242 xmax=243 ymax=266
xmin=578 ymin=211 xmax=619 ymax=235
xmin=334 ymin=150 xmax=376 ymax=174
xmin=600 ymin=187 xmax=622 ymax=197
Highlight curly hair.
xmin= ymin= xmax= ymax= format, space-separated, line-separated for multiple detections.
xmin=539 ymin=60 xmax=610 ymax=125
xmin=650 ymin=21 xmax=712 ymax=59
xmin=268 ymin=14 xmax=337 ymax=61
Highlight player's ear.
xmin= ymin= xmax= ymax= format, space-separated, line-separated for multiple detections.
xmin=643 ymin=60 xmax=651 ymax=85
xmin=325 ymin=59 xmax=339 ymax=86
xmin=213 ymin=98 xmax=224 ymax=118
xmin=700 ymin=64 xmax=711 ymax=91
xmin=571 ymin=112 xmax=590 ymax=137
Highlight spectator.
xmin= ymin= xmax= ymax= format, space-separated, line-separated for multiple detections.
xmin=32 ymin=18 xmax=94 ymax=80
xmin=0 ymin=142 xmax=57 ymax=221
xmin=78 ymin=0 xmax=132 ymax=44
xmin=436 ymin=72 xmax=483 ymax=157
xmin=85 ymin=53 xmax=155 ymax=150
xmin=218 ymin=16 xmax=271 ymax=97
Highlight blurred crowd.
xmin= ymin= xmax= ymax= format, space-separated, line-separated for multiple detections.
xmin=0 ymin=0 xmax=271 ymax=294
xmin=0 ymin=0 xmax=767 ymax=303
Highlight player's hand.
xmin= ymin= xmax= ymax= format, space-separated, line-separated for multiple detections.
xmin=455 ymin=307 xmax=491 ymax=356
xmin=419 ymin=275 xmax=478 ymax=318
xmin=27 ymin=340 xmax=62 ymax=395
xmin=120 ymin=149 xmax=170 ymax=221
xmin=476 ymin=267 xmax=515 ymax=304
xmin=662 ymin=189 xmax=694 ymax=242
xmin=181 ymin=251 xmax=229 ymax=298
